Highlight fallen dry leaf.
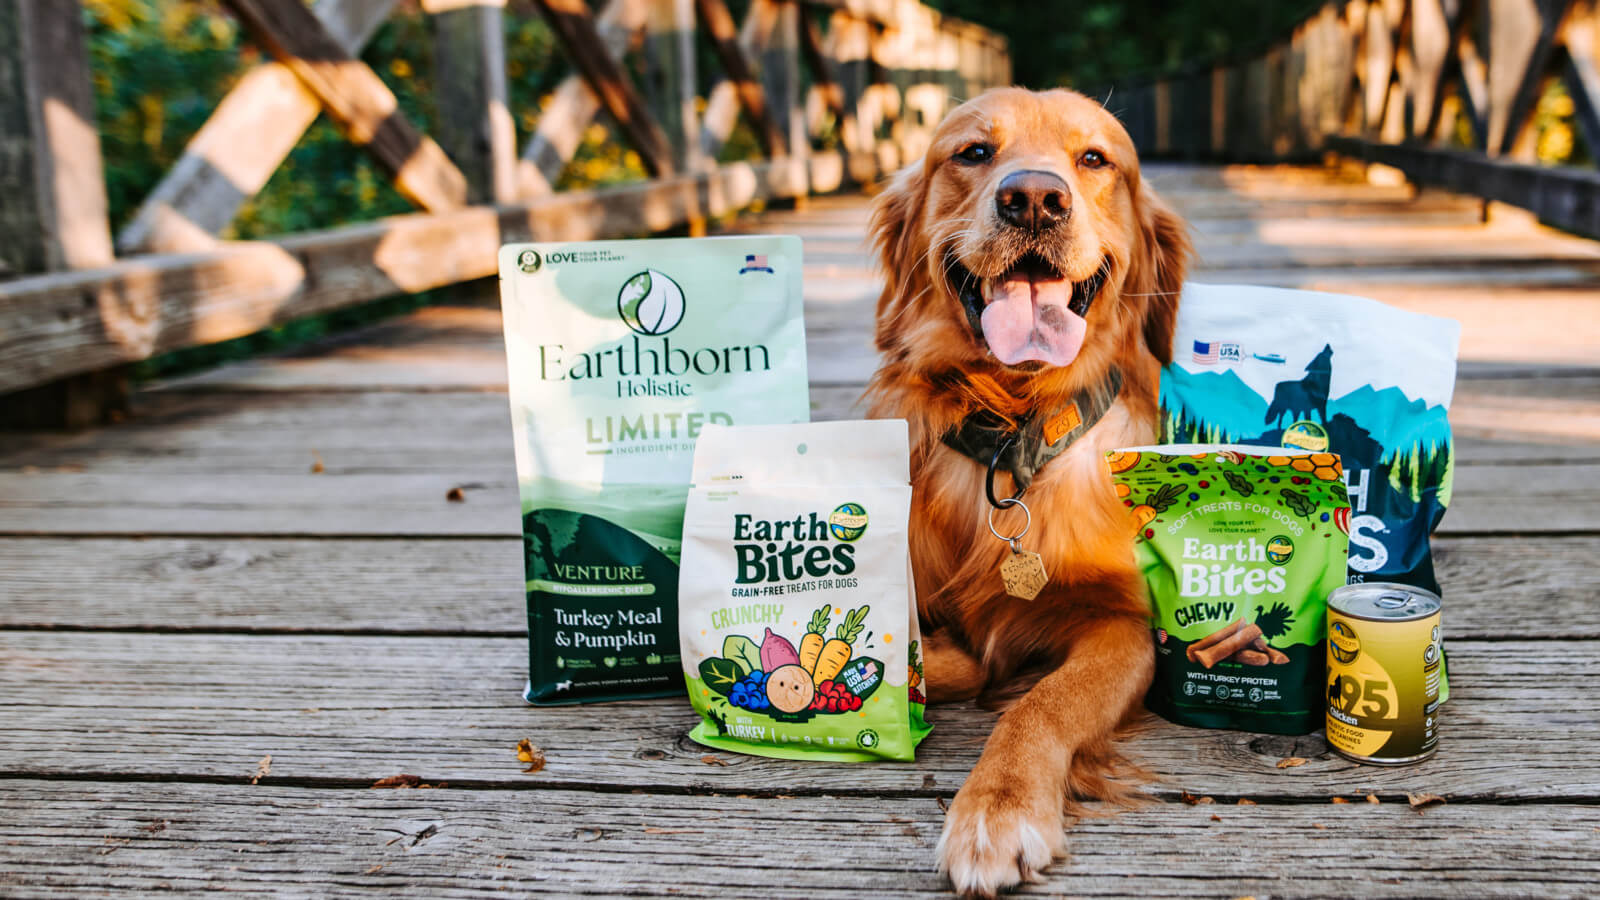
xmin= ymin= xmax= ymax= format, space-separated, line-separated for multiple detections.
xmin=446 ymin=486 xmax=466 ymax=502
xmin=372 ymin=774 xmax=423 ymax=789
xmin=1210 ymin=814 xmax=1222 ymax=822
xmin=1196 ymin=796 xmax=1215 ymax=805
xmin=1366 ymin=794 xmax=1380 ymax=805
xmin=936 ymin=797 xmax=949 ymax=813
xmin=1331 ymin=797 xmax=1351 ymax=804
xmin=1236 ymin=798 xmax=1257 ymax=806
xmin=1276 ymin=757 xmax=1307 ymax=769
xmin=251 ymin=755 xmax=272 ymax=785
xmin=517 ymin=739 xmax=546 ymax=773
xmin=364 ymin=865 xmax=383 ymax=875
xmin=1180 ymin=791 xmax=1200 ymax=805
xmin=1312 ymin=823 xmax=1326 ymax=830
xmin=310 ymin=452 xmax=324 ymax=474
xmin=1407 ymin=792 xmax=1446 ymax=812
xmin=138 ymin=820 xmax=168 ymax=834
xmin=699 ymin=754 xmax=731 ymax=767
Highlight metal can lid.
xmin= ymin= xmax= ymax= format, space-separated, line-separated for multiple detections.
xmin=1328 ymin=582 xmax=1442 ymax=622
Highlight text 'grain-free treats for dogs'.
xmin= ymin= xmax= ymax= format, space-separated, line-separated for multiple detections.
xmin=680 ymin=420 xmax=931 ymax=761
xmin=499 ymin=237 xmax=808 ymax=705
xmin=1110 ymin=444 xmax=1350 ymax=734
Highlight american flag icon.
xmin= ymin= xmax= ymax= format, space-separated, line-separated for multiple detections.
xmin=739 ymin=253 xmax=774 ymax=274
xmin=1192 ymin=340 xmax=1218 ymax=365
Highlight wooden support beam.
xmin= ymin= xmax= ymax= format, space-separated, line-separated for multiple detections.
xmin=696 ymin=0 xmax=787 ymax=158
xmin=641 ymin=0 xmax=701 ymax=173
xmin=1484 ymin=0 xmax=1560 ymax=158
xmin=516 ymin=0 xmax=650 ymax=196
xmin=220 ymin=0 xmax=469 ymax=212
xmin=0 ymin=0 xmax=113 ymax=275
xmin=0 ymin=0 xmax=121 ymax=429
xmin=531 ymin=0 xmax=676 ymax=178
xmin=426 ymin=0 xmax=518 ymax=204
xmin=1560 ymin=2 xmax=1600 ymax=164
xmin=799 ymin=4 xmax=848 ymax=127
xmin=117 ymin=0 xmax=398 ymax=254
xmin=0 ymin=154 xmax=867 ymax=394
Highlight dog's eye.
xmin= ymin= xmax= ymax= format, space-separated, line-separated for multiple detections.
xmin=1079 ymin=149 xmax=1109 ymax=169
xmin=955 ymin=143 xmax=995 ymax=165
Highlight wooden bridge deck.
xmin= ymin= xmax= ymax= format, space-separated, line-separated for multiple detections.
xmin=3 ymin=164 xmax=1599 ymax=897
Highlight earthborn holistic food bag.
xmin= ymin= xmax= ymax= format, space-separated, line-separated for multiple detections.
xmin=1110 ymin=445 xmax=1351 ymax=733
xmin=679 ymin=420 xmax=931 ymax=761
xmin=499 ymin=236 xmax=807 ymax=704
xmin=1160 ymin=284 xmax=1460 ymax=595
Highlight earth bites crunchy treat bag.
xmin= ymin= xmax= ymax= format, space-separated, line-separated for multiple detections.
xmin=680 ymin=421 xmax=931 ymax=761
xmin=1110 ymin=445 xmax=1350 ymax=733
xmin=499 ymin=236 xmax=807 ymax=704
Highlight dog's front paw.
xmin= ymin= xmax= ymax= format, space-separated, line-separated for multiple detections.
xmin=936 ymin=777 xmax=1065 ymax=897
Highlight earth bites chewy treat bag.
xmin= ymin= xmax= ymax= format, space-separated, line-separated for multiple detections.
xmin=499 ymin=237 xmax=808 ymax=705
xmin=680 ymin=421 xmax=932 ymax=761
xmin=1110 ymin=445 xmax=1350 ymax=733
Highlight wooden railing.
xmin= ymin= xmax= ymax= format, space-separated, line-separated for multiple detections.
xmin=1110 ymin=0 xmax=1600 ymax=237
xmin=0 ymin=0 xmax=1008 ymax=426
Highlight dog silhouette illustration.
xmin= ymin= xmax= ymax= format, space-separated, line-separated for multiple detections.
xmin=1265 ymin=344 xmax=1334 ymax=428
xmin=1328 ymin=674 xmax=1343 ymax=707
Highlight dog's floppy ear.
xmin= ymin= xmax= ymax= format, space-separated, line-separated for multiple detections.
xmin=1131 ymin=187 xmax=1191 ymax=364
xmin=868 ymin=163 xmax=930 ymax=352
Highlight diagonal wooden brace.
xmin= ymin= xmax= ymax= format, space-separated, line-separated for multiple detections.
xmin=220 ymin=0 xmax=469 ymax=213
xmin=532 ymin=0 xmax=676 ymax=178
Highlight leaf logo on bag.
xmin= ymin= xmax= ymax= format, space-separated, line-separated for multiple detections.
xmin=617 ymin=269 xmax=686 ymax=336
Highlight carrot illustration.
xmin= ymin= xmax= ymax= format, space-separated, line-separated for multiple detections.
xmin=798 ymin=604 xmax=831 ymax=675
xmin=813 ymin=605 xmax=869 ymax=685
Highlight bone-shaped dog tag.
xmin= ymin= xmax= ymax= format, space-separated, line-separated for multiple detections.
xmin=1000 ymin=548 xmax=1048 ymax=601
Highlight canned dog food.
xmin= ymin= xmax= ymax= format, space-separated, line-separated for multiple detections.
xmin=1325 ymin=583 xmax=1442 ymax=764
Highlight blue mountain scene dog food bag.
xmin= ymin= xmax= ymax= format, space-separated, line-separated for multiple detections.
xmin=499 ymin=236 xmax=809 ymax=705
xmin=1160 ymin=284 xmax=1460 ymax=596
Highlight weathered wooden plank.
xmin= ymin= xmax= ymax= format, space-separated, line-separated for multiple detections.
xmin=2 ymin=781 xmax=1596 ymax=898
xmin=220 ymin=0 xmax=470 ymax=212
xmin=115 ymin=0 xmax=399 ymax=254
xmin=0 ymin=534 xmax=1591 ymax=638
xmin=0 ymin=0 xmax=113 ymax=274
xmin=426 ymin=0 xmax=517 ymax=205
xmin=2 ymin=378 xmax=1593 ymax=476
xmin=0 ymin=632 xmax=1593 ymax=801
xmin=0 ymin=157 xmax=838 ymax=394
xmin=0 ymin=450 xmax=1591 ymax=535
xmin=532 ymin=0 xmax=676 ymax=178
xmin=697 ymin=0 xmax=787 ymax=158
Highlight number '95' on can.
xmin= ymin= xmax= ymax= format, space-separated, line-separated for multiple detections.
xmin=1326 ymin=583 xmax=1442 ymax=765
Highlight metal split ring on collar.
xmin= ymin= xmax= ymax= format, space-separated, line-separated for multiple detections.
xmin=987 ymin=496 xmax=1032 ymax=544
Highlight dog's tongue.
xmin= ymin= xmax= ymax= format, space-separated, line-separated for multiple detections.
xmin=980 ymin=274 xmax=1087 ymax=366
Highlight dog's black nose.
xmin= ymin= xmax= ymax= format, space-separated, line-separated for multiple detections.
xmin=995 ymin=170 xmax=1070 ymax=232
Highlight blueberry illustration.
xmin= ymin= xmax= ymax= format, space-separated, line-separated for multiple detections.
xmin=1321 ymin=512 xmax=1330 ymax=522
xmin=1188 ymin=492 xmax=1199 ymax=501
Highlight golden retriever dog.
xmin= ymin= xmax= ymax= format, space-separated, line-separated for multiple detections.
xmin=865 ymin=88 xmax=1191 ymax=895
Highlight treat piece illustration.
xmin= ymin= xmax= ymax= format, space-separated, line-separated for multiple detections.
xmin=765 ymin=664 xmax=816 ymax=713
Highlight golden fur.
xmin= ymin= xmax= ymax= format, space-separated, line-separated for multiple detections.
xmin=864 ymin=88 xmax=1191 ymax=896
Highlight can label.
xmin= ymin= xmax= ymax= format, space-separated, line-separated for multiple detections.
xmin=1325 ymin=607 xmax=1442 ymax=762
